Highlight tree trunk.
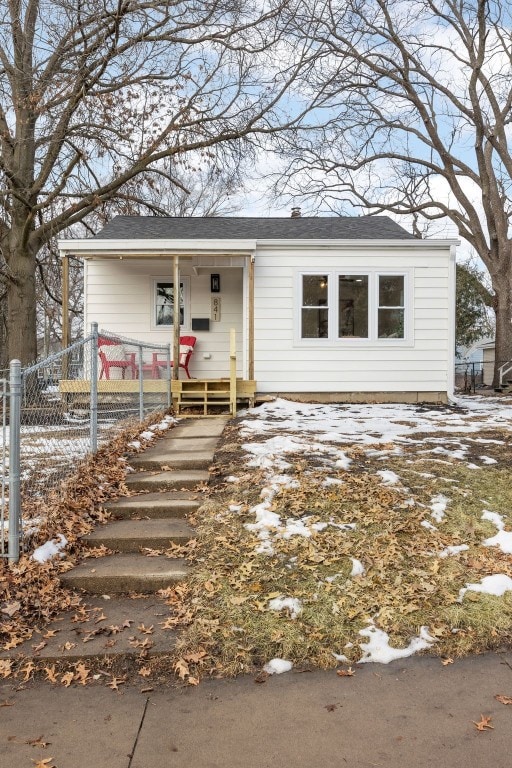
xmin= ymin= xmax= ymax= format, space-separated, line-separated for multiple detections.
xmin=6 ymin=245 xmax=38 ymax=365
xmin=492 ymin=266 xmax=512 ymax=388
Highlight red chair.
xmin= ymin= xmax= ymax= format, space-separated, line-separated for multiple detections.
xmin=152 ymin=335 xmax=196 ymax=379
xmin=98 ymin=338 xmax=137 ymax=380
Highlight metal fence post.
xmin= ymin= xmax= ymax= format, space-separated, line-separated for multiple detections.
xmin=165 ymin=343 xmax=171 ymax=409
xmin=8 ymin=360 xmax=21 ymax=564
xmin=90 ymin=322 xmax=98 ymax=453
xmin=138 ymin=345 xmax=144 ymax=421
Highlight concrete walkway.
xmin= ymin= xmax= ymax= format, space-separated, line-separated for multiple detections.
xmin=2 ymin=652 xmax=512 ymax=767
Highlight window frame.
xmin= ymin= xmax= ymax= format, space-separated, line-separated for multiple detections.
xmin=151 ymin=276 xmax=190 ymax=331
xmin=295 ymin=269 xmax=413 ymax=346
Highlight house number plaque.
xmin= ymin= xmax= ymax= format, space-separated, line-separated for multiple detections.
xmin=211 ymin=296 xmax=221 ymax=321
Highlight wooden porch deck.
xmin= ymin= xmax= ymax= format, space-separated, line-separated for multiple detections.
xmin=59 ymin=378 xmax=257 ymax=416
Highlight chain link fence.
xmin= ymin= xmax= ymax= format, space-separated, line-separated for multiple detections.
xmin=1 ymin=324 xmax=171 ymax=562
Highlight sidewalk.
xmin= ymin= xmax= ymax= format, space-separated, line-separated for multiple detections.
xmin=2 ymin=651 xmax=512 ymax=767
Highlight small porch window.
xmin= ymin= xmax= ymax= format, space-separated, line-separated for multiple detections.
xmin=152 ymin=277 xmax=189 ymax=329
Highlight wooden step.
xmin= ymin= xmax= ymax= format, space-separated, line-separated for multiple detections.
xmin=61 ymin=554 xmax=189 ymax=594
xmin=82 ymin=518 xmax=195 ymax=552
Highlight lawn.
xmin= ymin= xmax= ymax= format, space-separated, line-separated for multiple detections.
xmin=170 ymin=396 xmax=512 ymax=680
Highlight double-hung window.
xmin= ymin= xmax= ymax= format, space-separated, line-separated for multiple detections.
xmin=298 ymin=271 xmax=409 ymax=343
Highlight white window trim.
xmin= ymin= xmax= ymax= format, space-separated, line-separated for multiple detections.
xmin=295 ymin=269 xmax=414 ymax=346
xmin=150 ymin=276 xmax=190 ymax=331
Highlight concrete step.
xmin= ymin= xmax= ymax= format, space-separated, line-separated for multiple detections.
xmin=129 ymin=450 xmax=214 ymax=471
xmin=104 ymin=492 xmax=200 ymax=519
xmin=124 ymin=469 xmax=209 ymax=492
xmin=61 ymin=554 xmax=189 ymax=594
xmin=170 ymin=418 xmax=228 ymax=439
xmin=0 ymin=597 xmax=177 ymax=662
xmin=82 ymin=518 xmax=195 ymax=552
xmin=152 ymin=436 xmax=219 ymax=452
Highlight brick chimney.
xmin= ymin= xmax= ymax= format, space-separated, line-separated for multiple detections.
xmin=291 ymin=207 xmax=301 ymax=218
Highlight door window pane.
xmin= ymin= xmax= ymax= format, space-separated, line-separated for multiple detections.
xmin=301 ymin=275 xmax=328 ymax=337
xmin=378 ymin=275 xmax=404 ymax=338
xmin=338 ymin=275 xmax=368 ymax=337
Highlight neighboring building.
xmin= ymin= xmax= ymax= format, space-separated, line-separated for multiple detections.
xmin=58 ymin=216 xmax=457 ymax=403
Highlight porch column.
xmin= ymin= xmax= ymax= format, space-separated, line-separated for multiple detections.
xmin=173 ymin=255 xmax=180 ymax=380
xmin=248 ymin=255 xmax=255 ymax=380
xmin=62 ymin=254 xmax=70 ymax=378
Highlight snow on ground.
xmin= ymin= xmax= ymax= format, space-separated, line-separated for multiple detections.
xmin=32 ymin=533 xmax=67 ymax=563
xmin=481 ymin=510 xmax=512 ymax=554
xmin=430 ymin=494 xmax=449 ymax=523
xmin=357 ymin=624 xmax=436 ymax=664
xmin=459 ymin=574 xmax=512 ymax=602
xmin=263 ymin=658 xmax=293 ymax=675
xmin=268 ymin=597 xmax=302 ymax=618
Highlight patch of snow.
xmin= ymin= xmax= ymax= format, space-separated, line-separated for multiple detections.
xmin=482 ymin=510 xmax=505 ymax=530
xmin=430 ymin=494 xmax=449 ymax=523
xmin=139 ymin=430 xmax=155 ymax=440
xmin=483 ymin=531 xmax=512 ymax=555
xmin=459 ymin=574 xmax=512 ymax=601
xmin=376 ymin=470 xmax=400 ymax=485
xmin=128 ymin=440 xmax=141 ymax=450
xmin=479 ymin=455 xmax=498 ymax=465
xmin=268 ymin=597 xmax=303 ymax=619
xmin=229 ymin=504 xmax=242 ymax=513
xmin=322 ymin=477 xmax=344 ymax=487
xmin=32 ymin=534 xmax=67 ymax=563
xmin=438 ymin=544 xmax=469 ymax=558
xmin=358 ymin=624 xmax=436 ymax=664
xmin=332 ymin=652 xmax=349 ymax=662
xmin=350 ymin=558 xmax=365 ymax=577
xmin=225 ymin=475 xmax=239 ymax=483
xmin=263 ymin=658 xmax=293 ymax=675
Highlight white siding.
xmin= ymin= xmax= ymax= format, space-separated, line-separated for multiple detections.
xmin=253 ymin=247 xmax=453 ymax=393
xmin=85 ymin=259 xmax=244 ymax=378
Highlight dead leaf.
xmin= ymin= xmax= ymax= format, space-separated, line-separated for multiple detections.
xmin=74 ymin=663 xmax=90 ymax=686
xmin=0 ymin=659 xmax=12 ymax=678
xmin=472 ymin=714 xmax=494 ymax=731
xmin=27 ymin=736 xmax=51 ymax=748
xmin=2 ymin=601 xmax=21 ymax=617
xmin=174 ymin=659 xmax=189 ymax=680
xmin=44 ymin=666 xmax=58 ymax=684
xmin=108 ymin=677 xmax=125 ymax=691
xmin=0 ymin=700 xmax=14 ymax=707
xmin=188 ymin=676 xmax=200 ymax=686
xmin=32 ymin=641 xmax=47 ymax=653
xmin=183 ymin=649 xmax=207 ymax=664
xmin=61 ymin=672 xmax=74 ymax=688
xmin=21 ymin=661 xmax=35 ymax=682
xmin=495 ymin=694 xmax=512 ymax=705
xmin=137 ymin=623 xmax=154 ymax=635
xmin=441 ymin=657 xmax=454 ymax=666
xmin=336 ymin=667 xmax=355 ymax=677
xmin=138 ymin=666 xmax=151 ymax=678
xmin=254 ymin=671 xmax=268 ymax=684
xmin=31 ymin=759 xmax=55 ymax=768
xmin=324 ymin=703 xmax=338 ymax=712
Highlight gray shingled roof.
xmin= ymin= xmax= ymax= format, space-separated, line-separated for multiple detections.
xmin=93 ymin=216 xmax=417 ymax=240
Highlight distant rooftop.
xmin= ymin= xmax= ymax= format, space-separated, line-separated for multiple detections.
xmin=93 ymin=215 xmax=418 ymax=241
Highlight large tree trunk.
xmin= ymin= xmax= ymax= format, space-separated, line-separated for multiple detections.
xmin=491 ymin=254 xmax=512 ymax=388
xmin=6 ymin=244 xmax=38 ymax=366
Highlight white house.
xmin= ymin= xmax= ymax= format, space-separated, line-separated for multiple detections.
xmin=58 ymin=216 xmax=457 ymax=407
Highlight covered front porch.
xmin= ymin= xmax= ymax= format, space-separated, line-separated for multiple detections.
xmin=58 ymin=236 xmax=257 ymax=415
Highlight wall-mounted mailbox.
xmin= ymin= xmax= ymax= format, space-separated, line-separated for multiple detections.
xmin=191 ymin=318 xmax=210 ymax=331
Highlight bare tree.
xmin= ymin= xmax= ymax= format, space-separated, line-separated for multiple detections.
xmin=275 ymin=0 xmax=512 ymax=383
xmin=0 ymin=0 xmax=316 ymax=364
xmin=35 ymin=161 xmax=246 ymax=355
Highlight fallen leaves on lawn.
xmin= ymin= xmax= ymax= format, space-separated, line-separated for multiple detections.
xmin=472 ymin=715 xmax=494 ymax=731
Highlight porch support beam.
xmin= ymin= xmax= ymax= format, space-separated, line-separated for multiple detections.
xmin=62 ymin=254 xmax=70 ymax=378
xmin=248 ymin=255 xmax=255 ymax=380
xmin=173 ymin=255 xmax=180 ymax=380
